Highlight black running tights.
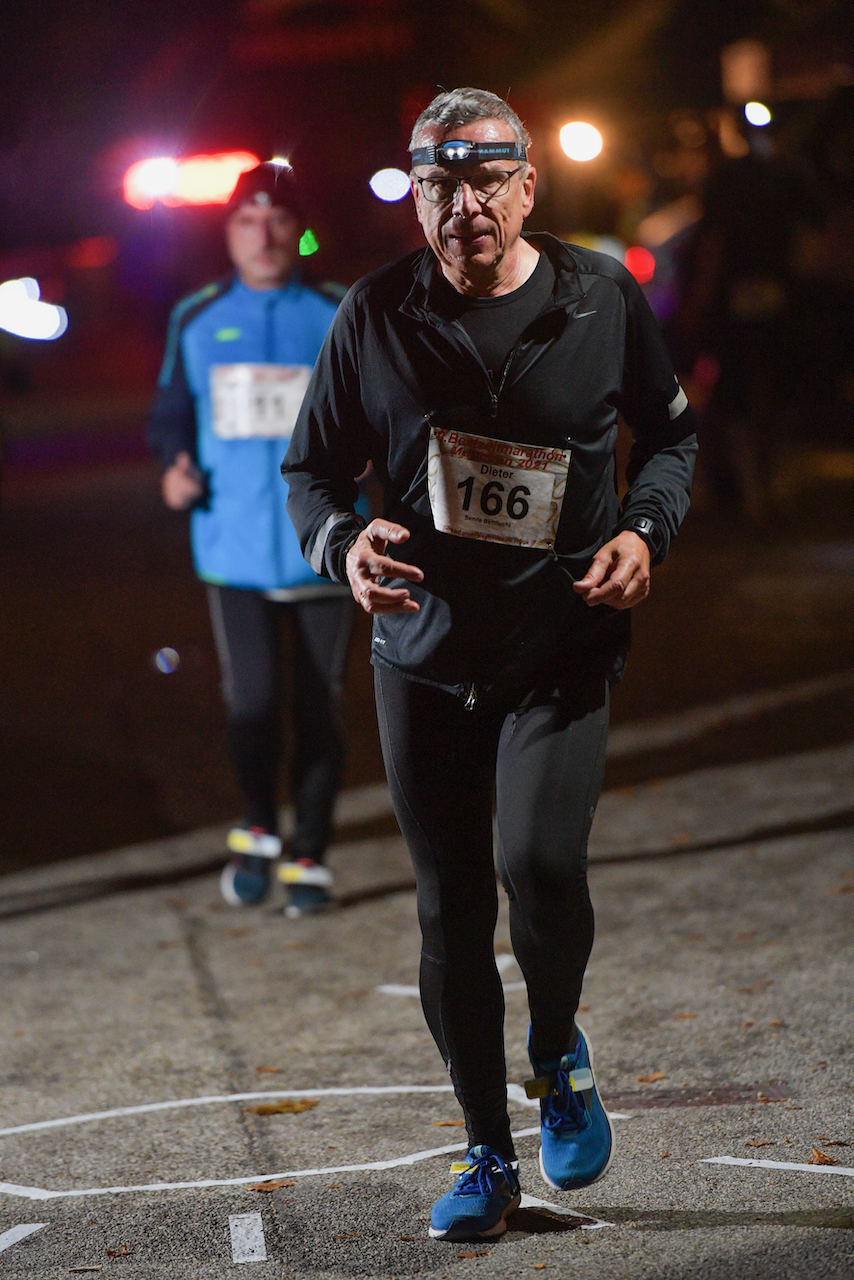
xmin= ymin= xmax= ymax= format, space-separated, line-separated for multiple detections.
xmin=207 ymin=586 xmax=352 ymax=860
xmin=374 ymin=665 xmax=609 ymax=1162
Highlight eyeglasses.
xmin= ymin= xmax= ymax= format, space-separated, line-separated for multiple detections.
xmin=413 ymin=167 xmax=525 ymax=205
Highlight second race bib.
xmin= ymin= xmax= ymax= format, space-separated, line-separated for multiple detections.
xmin=427 ymin=426 xmax=571 ymax=550
xmin=210 ymin=363 xmax=312 ymax=440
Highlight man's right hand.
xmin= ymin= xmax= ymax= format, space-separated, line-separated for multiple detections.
xmin=345 ymin=519 xmax=424 ymax=614
xmin=161 ymin=452 xmax=204 ymax=510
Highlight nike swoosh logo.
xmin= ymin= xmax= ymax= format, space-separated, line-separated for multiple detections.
xmin=575 ymin=310 xmax=597 ymax=318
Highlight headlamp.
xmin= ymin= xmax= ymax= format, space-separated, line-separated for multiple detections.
xmin=410 ymin=139 xmax=527 ymax=167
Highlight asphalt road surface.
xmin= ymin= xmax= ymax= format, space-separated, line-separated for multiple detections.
xmin=0 ymin=447 xmax=852 ymax=1276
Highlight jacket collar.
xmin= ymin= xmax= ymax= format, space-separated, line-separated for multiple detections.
xmin=229 ymin=271 xmax=302 ymax=300
xmin=400 ymin=232 xmax=587 ymax=324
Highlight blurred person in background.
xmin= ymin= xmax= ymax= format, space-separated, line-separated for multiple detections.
xmin=790 ymin=86 xmax=854 ymax=449
xmin=283 ymin=87 xmax=696 ymax=1241
xmin=148 ymin=163 xmax=353 ymax=917
xmin=675 ymin=109 xmax=818 ymax=520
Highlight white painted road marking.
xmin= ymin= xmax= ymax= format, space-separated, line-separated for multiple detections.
xmin=229 ymin=1213 xmax=267 ymax=1263
xmin=0 ymin=1085 xmax=456 ymax=1140
xmin=377 ymin=980 xmax=526 ymax=996
xmin=703 ymin=1156 xmax=854 ymax=1177
xmin=0 ymin=1222 xmax=48 ymax=1253
xmin=519 ymin=1194 xmax=612 ymax=1229
xmin=378 ymin=953 xmax=530 ymax=997
xmin=0 ymin=1130 xmax=537 ymax=1200
xmin=0 ymin=1117 xmax=634 ymax=1202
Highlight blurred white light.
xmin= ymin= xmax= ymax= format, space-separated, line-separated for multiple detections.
xmin=269 ymin=156 xmax=292 ymax=168
xmin=369 ymin=168 xmax=411 ymax=202
xmin=136 ymin=157 xmax=179 ymax=200
xmin=0 ymin=278 xmax=68 ymax=340
xmin=559 ymin=122 xmax=603 ymax=162
xmin=153 ymin=647 xmax=181 ymax=674
xmin=744 ymin=101 xmax=772 ymax=127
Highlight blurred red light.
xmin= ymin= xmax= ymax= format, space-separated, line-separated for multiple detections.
xmin=624 ymin=246 xmax=656 ymax=284
xmin=123 ymin=152 xmax=259 ymax=209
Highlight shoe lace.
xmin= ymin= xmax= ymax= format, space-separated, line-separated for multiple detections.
xmin=452 ymin=1150 xmax=515 ymax=1198
xmin=541 ymin=1068 xmax=587 ymax=1133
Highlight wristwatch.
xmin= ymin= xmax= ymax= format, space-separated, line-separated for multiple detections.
xmin=621 ymin=516 xmax=659 ymax=555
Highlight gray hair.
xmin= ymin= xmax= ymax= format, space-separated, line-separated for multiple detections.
xmin=409 ymin=88 xmax=531 ymax=151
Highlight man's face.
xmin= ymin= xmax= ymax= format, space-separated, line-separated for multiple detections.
xmin=225 ymin=202 xmax=301 ymax=290
xmin=410 ymin=118 xmax=536 ymax=285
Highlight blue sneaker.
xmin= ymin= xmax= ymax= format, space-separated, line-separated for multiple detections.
xmin=428 ymin=1145 xmax=521 ymax=1241
xmin=525 ymin=1025 xmax=614 ymax=1192
xmin=277 ymin=858 xmax=333 ymax=918
xmin=219 ymin=828 xmax=281 ymax=906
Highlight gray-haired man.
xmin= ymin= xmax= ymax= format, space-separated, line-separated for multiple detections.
xmin=283 ymin=88 xmax=696 ymax=1240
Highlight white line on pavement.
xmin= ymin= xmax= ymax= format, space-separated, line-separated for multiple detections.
xmin=519 ymin=1194 xmax=612 ymax=1229
xmin=0 ymin=1223 xmax=48 ymax=1253
xmin=377 ymin=981 xmax=526 ymax=996
xmin=0 ymin=1129 xmax=542 ymax=1201
xmin=703 ymin=1156 xmax=854 ymax=1177
xmin=0 ymin=1085 xmax=457 ymax=1139
xmin=229 ymin=1213 xmax=267 ymax=1263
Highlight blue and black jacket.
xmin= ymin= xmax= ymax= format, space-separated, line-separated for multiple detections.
xmin=148 ymin=275 xmax=341 ymax=592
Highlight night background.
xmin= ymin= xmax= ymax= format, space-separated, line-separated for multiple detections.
xmin=1 ymin=0 xmax=852 ymax=870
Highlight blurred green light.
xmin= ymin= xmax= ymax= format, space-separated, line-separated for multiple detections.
xmin=299 ymin=228 xmax=319 ymax=256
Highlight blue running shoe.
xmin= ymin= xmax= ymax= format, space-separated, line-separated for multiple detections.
xmin=219 ymin=828 xmax=281 ymax=907
xmin=525 ymin=1025 xmax=614 ymax=1192
xmin=428 ymin=1145 xmax=521 ymax=1241
xmin=277 ymin=858 xmax=333 ymax=918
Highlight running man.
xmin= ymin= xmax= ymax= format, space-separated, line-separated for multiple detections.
xmin=283 ymin=89 xmax=696 ymax=1237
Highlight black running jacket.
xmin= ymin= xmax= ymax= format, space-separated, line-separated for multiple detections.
xmin=282 ymin=235 xmax=697 ymax=702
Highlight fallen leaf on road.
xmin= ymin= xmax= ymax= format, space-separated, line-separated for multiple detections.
xmin=578 ymin=1004 xmax=590 ymax=1011
xmin=255 ymin=1065 xmax=282 ymax=1074
xmin=397 ymin=1236 xmax=416 ymax=1241
xmin=244 ymin=1099 xmax=318 ymax=1115
xmin=673 ymin=1013 xmax=696 ymax=1020
xmin=457 ymin=1251 xmax=489 ymax=1258
xmin=808 ymin=1149 xmax=838 ymax=1166
xmin=660 ymin=1150 xmax=670 ymax=1158
xmin=247 ymin=1178 xmax=295 ymax=1191
xmin=105 ymin=1244 xmax=130 ymax=1258
xmin=768 ymin=1021 xmax=784 ymax=1027
xmin=829 ymin=884 xmax=854 ymax=895
xmin=743 ymin=1021 xmax=755 ymax=1028
xmin=534 ymin=1264 xmax=548 ymax=1270
xmin=432 ymin=1120 xmax=465 ymax=1127
xmin=332 ymin=1232 xmax=361 ymax=1239
xmin=636 ymin=1072 xmax=665 ymax=1084
xmin=327 ymin=1184 xmax=341 ymax=1189
xmin=818 ymin=1138 xmax=852 ymax=1146
xmin=745 ymin=1140 xmax=775 ymax=1147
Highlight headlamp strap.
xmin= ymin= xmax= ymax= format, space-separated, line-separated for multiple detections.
xmin=410 ymin=140 xmax=527 ymax=167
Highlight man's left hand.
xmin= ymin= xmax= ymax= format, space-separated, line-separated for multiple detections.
xmin=572 ymin=531 xmax=651 ymax=609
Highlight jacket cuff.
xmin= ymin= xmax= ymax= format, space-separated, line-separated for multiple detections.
xmin=309 ymin=512 xmax=366 ymax=582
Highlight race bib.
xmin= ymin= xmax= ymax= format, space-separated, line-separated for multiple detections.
xmin=210 ymin=363 xmax=312 ymax=439
xmin=427 ymin=426 xmax=571 ymax=549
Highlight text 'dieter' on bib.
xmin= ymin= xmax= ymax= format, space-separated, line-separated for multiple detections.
xmin=427 ymin=426 xmax=571 ymax=549
xmin=211 ymin=363 xmax=312 ymax=440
